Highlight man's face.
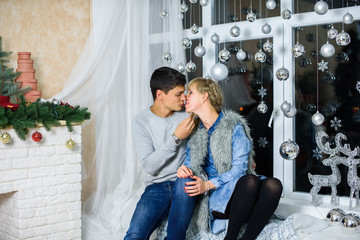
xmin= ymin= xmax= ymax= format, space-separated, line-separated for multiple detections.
xmin=161 ymin=85 xmax=186 ymax=111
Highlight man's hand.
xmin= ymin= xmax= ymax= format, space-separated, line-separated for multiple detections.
xmin=174 ymin=115 xmax=195 ymax=139
xmin=177 ymin=165 xmax=193 ymax=178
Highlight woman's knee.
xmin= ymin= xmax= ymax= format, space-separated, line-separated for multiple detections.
xmin=263 ymin=178 xmax=283 ymax=197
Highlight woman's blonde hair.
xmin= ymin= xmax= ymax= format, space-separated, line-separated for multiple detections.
xmin=188 ymin=77 xmax=223 ymax=113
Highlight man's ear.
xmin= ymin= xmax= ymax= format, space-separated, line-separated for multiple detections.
xmin=156 ymin=89 xmax=164 ymax=99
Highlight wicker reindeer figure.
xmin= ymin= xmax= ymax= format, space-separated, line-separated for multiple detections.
xmin=308 ymin=131 xmax=342 ymax=206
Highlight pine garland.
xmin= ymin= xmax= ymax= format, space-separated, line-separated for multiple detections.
xmin=0 ymin=96 xmax=91 ymax=140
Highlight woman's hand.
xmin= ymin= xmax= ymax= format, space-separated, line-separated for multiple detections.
xmin=177 ymin=165 xmax=193 ymax=178
xmin=184 ymin=176 xmax=212 ymax=197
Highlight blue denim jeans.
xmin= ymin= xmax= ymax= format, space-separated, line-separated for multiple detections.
xmin=124 ymin=178 xmax=196 ymax=240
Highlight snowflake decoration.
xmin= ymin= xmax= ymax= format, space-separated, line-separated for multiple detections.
xmin=258 ymin=137 xmax=268 ymax=148
xmin=330 ymin=117 xmax=342 ymax=131
xmin=258 ymin=87 xmax=267 ymax=98
xmin=312 ymin=147 xmax=323 ymax=161
xmin=318 ymin=60 xmax=328 ymax=72
xmin=356 ymin=81 xmax=360 ymax=93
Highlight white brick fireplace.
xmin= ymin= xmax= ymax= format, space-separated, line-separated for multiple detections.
xmin=0 ymin=125 xmax=82 ymax=240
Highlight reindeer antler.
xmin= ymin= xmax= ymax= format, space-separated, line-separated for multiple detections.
xmin=315 ymin=131 xmax=341 ymax=156
xmin=335 ymin=133 xmax=359 ymax=158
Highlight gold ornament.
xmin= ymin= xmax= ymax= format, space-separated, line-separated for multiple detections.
xmin=0 ymin=131 xmax=11 ymax=144
xmin=65 ymin=139 xmax=76 ymax=150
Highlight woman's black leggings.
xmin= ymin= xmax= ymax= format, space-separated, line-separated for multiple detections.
xmin=212 ymin=174 xmax=282 ymax=240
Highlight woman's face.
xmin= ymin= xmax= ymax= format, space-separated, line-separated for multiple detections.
xmin=185 ymin=84 xmax=205 ymax=113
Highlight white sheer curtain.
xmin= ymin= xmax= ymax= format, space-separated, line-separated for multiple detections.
xmin=53 ymin=0 xmax=185 ymax=239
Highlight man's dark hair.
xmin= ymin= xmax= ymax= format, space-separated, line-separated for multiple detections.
xmin=150 ymin=67 xmax=186 ymax=100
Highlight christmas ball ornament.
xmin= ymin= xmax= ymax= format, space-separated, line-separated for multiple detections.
xmin=257 ymin=101 xmax=268 ymax=113
xmin=211 ymin=33 xmax=220 ymax=43
xmin=178 ymin=13 xmax=184 ymax=19
xmin=276 ymin=67 xmax=289 ymax=81
xmin=320 ymin=42 xmax=335 ymax=58
xmin=186 ymin=61 xmax=197 ymax=72
xmin=279 ymin=139 xmax=300 ymax=160
xmin=246 ymin=11 xmax=256 ymax=22
xmin=326 ymin=208 xmax=346 ymax=222
xmin=230 ymin=25 xmax=241 ymax=37
xmin=342 ymin=12 xmax=354 ymax=24
xmin=281 ymin=101 xmax=291 ymax=113
xmin=311 ymin=111 xmax=325 ymax=125
xmin=263 ymin=40 xmax=273 ymax=53
xmin=162 ymin=52 xmax=172 ymax=62
xmin=282 ymin=9 xmax=292 ymax=19
xmin=191 ymin=24 xmax=199 ymax=34
xmin=210 ymin=63 xmax=228 ymax=81
xmin=327 ymin=26 xmax=338 ymax=39
xmin=284 ymin=105 xmax=297 ymax=118
xmin=261 ymin=23 xmax=272 ymax=34
xmin=66 ymin=139 xmax=76 ymax=150
xmin=180 ymin=3 xmax=188 ymax=13
xmin=52 ymin=99 xmax=61 ymax=105
xmin=266 ymin=0 xmax=277 ymax=10
xmin=0 ymin=132 xmax=11 ymax=144
xmin=160 ymin=9 xmax=168 ymax=18
xmin=194 ymin=44 xmax=206 ymax=57
xmin=200 ymin=0 xmax=209 ymax=7
xmin=236 ymin=49 xmax=247 ymax=61
xmin=176 ymin=63 xmax=185 ymax=73
xmin=336 ymin=31 xmax=351 ymax=46
xmin=189 ymin=0 xmax=197 ymax=3
xmin=342 ymin=214 xmax=360 ymax=228
xmin=32 ymin=131 xmax=42 ymax=142
xmin=254 ymin=50 xmax=266 ymax=63
xmin=314 ymin=0 xmax=328 ymax=15
xmin=181 ymin=38 xmax=192 ymax=49
xmin=292 ymin=42 xmax=305 ymax=58
xmin=218 ymin=49 xmax=231 ymax=63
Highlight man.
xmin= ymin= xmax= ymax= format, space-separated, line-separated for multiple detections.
xmin=124 ymin=67 xmax=196 ymax=240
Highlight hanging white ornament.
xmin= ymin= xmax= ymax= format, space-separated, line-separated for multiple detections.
xmin=314 ymin=0 xmax=329 ymax=15
xmin=210 ymin=63 xmax=228 ymax=81
xmin=246 ymin=11 xmax=256 ymax=22
xmin=276 ymin=67 xmax=289 ymax=81
xmin=200 ymin=0 xmax=209 ymax=7
xmin=284 ymin=105 xmax=297 ymax=118
xmin=336 ymin=30 xmax=351 ymax=46
xmin=254 ymin=50 xmax=266 ymax=63
xmin=266 ymin=0 xmax=277 ymax=10
xmin=194 ymin=44 xmax=206 ymax=57
xmin=263 ymin=40 xmax=273 ymax=53
xmin=191 ymin=24 xmax=199 ymax=34
xmin=343 ymin=12 xmax=354 ymax=24
xmin=162 ymin=52 xmax=172 ymax=62
xmin=230 ymin=26 xmax=241 ymax=37
xmin=258 ymin=86 xmax=267 ymax=98
xmin=279 ymin=139 xmax=300 ymax=160
xmin=178 ymin=13 xmax=184 ymax=19
xmin=257 ymin=101 xmax=268 ymax=113
xmin=327 ymin=25 xmax=338 ymax=39
xmin=186 ymin=61 xmax=197 ymax=72
xmin=292 ymin=42 xmax=306 ymax=58
xmin=160 ymin=9 xmax=168 ymax=18
xmin=218 ymin=49 xmax=231 ymax=63
xmin=318 ymin=59 xmax=329 ymax=72
xmin=211 ymin=33 xmax=220 ymax=43
xmin=176 ymin=63 xmax=185 ymax=73
xmin=181 ymin=38 xmax=192 ymax=49
xmin=281 ymin=100 xmax=291 ymax=113
xmin=236 ymin=49 xmax=247 ymax=61
xmin=311 ymin=111 xmax=325 ymax=125
xmin=180 ymin=2 xmax=188 ymax=13
xmin=261 ymin=23 xmax=272 ymax=34
xmin=282 ymin=9 xmax=292 ymax=20
xmin=189 ymin=0 xmax=198 ymax=3
xmin=321 ymin=42 xmax=335 ymax=58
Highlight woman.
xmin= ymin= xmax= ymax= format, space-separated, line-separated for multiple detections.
xmin=177 ymin=78 xmax=282 ymax=240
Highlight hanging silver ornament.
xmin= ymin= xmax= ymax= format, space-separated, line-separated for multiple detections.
xmin=284 ymin=105 xmax=297 ymax=118
xmin=191 ymin=24 xmax=199 ymax=34
xmin=263 ymin=40 xmax=273 ymax=53
xmin=320 ymin=41 xmax=335 ymax=58
xmin=342 ymin=12 xmax=354 ymax=24
xmin=176 ymin=63 xmax=185 ymax=73
xmin=162 ymin=52 xmax=172 ymax=62
xmin=211 ymin=33 xmax=220 ymax=43
xmin=230 ymin=26 xmax=241 ymax=37
xmin=181 ymin=38 xmax=192 ymax=49
xmin=194 ymin=44 xmax=206 ymax=57
xmin=246 ymin=11 xmax=256 ymax=22
xmin=200 ymin=0 xmax=209 ymax=6
xmin=279 ymin=139 xmax=300 ymax=160
xmin=186 ymin=61 xmax=197 ymax=72
xmin=336 ymin=30 xmax=351 ymax=46
xmin=327 ymin=25 xmax=338 ymax=39
xmin=210 ymin=63 xmax=228 ymax=81
xmin=311 ymin=111 xmax=325 ymax=125
xmin=218 ymin=49 xmax=231 ymax=63
xmin=178 ymin=13 xmax=184 ymax=19
xmin=292 ymin=42 xmax=305 ymax=58
xmin=326 ymin=208 xmax=346 ymax=222
xmin=160 ymin=9 xmax=168 ymax=18
xmin=52 ymin=99 xmax=61 ymax=105
xmin=266 ymin=0 xmax=277 ymax=10
xmin=189 ymin=0 xmax=198 ymax=3
xmin=261 ymin=23 xmax=272 ymax=34
xmin=281 ymin=101 xmax=291 ymax=113
xmin=276 ymin=67 xmax=289 ymax=81
xmin=314 ymin=0 xmax=329 ymax=15
xmin=282 ymin=9 xmax=292 ymax=20
xmin=236 ymin=49 xmax=247 ymax=61
xmin=180 ymin=3 xmax=188 ymax=13
xmin=342 ymin=214 xmax=360 ymax=228
xmin=254 ymin=50 xmax=266 ymax=63
xmin=257 ymin=101 xmax=268 ymax=114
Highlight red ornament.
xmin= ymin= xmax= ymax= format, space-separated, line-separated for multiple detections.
xmin=32 ymin=131 xmax=42 ymax=142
